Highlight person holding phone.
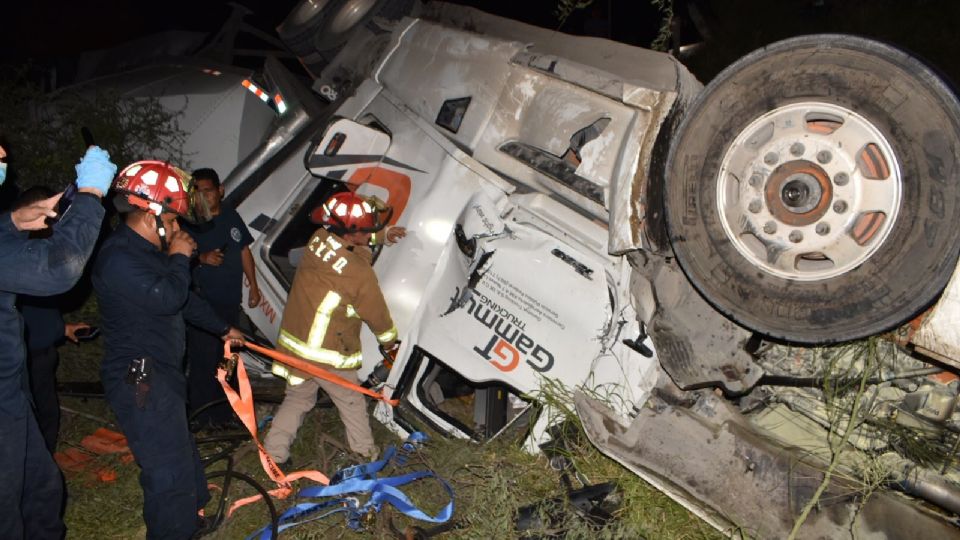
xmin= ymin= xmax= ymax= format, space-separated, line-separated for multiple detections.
xmin=183 ymin=168 xmax=260 ymax=430
xmin=15 ymin=186 xmax=98 ymax=455
xmin=0 ymin=143 xmax=116 ymax=539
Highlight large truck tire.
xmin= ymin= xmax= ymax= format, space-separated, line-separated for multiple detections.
xmin=664 ymin=35 xmax=960 ymax=343
xmin=277 ymin=0 xmax=414 ymax=75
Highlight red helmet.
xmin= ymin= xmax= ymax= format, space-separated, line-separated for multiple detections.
xmin=113 ymin=161 xmax=194 ymax=218
xmin=311 ymin=192 xmax=387 ymax=233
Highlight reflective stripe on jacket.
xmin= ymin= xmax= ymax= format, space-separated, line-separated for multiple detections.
xmin=274 ymin=229 xmax=396 ymax=382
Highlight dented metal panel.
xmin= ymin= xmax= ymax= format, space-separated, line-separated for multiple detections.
xmin=422 ymin=3 xmax=686 ymax=96
xmin=575 ymin=391 xmax=960 ymax=539
xmin=372 ymin=18 xmax=690 ymax=250
xmin=910 ymin=269 xmax=960 ymax=370
xmin=374 ymin=20 xmax=524 ymax=152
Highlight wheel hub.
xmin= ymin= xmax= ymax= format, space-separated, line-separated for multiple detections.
xmin=716 ymin=101 xmax=902 ymax=281
xmin=764 ymin=161 xmax=832 ymax=226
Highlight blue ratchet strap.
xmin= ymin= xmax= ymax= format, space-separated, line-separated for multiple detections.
xmin=297 ymin=466 xmax=454 ymax=524
xmin=246 ymin=499 xmax=355 ymax=540
xmin=328 ymin=446 xmax=396 ymax=485
xmin=247 ymin=432 xmax=447 ymax=539
xmin=325 ymin=430 xmax=425 ymax=484
xmin=365 ymin=470 xmax=455 ymax=523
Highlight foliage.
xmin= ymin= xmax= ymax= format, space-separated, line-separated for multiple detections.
xmin=555 ymin=0 xmax=596 ymax=30
xmin=0 ymin=64 xmax=185 ymax=195
xmin=786 ymin=339 xmax=877 ymax=538
xmin=650 ymin=0 xmax=675 ymax=52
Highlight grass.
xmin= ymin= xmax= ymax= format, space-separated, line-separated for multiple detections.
xmin=54 ymin=313 xmax=717 ymax=539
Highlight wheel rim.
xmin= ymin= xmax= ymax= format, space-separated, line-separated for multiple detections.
xmin=328 ymin=0 xmax=379 ymax=35
xmin=716 ymin=102 xmax=901 ymax=281
xmin=288 ymin=0 xmax=332 ymax=26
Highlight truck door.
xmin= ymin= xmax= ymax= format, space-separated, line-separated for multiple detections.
xmin=305 ymin=118 xmax=410 ymax=225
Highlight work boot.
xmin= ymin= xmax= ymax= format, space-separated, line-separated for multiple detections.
xmin=275 ymin=457 xmax=295 ymax=474
xmin=193 ymin=513 xmax=217 ymax=538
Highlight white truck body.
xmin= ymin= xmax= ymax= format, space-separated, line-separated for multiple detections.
xmin=91 ymin=3 xmax=960 ymax=537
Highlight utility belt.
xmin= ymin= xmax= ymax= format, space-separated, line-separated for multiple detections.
xmin=124 ymin=357 xmax=153 ymax=408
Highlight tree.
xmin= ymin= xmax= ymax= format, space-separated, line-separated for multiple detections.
xmin=0 ymin=64 xmax=185 ymax=196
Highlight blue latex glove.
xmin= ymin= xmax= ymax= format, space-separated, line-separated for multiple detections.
xmin=0 ymin=162 xmax=6 ymax=186
xmin=74 ymin=146 xmax=117 ymax=193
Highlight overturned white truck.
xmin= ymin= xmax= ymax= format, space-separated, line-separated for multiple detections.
xmin=97 ymin=1 xmax=960 ymax=537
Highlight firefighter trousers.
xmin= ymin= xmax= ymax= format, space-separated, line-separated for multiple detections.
xmin=264 ymin=367 xmax=377 ymax=462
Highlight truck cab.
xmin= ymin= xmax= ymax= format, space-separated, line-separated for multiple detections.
xmin=238 ymin=25 xmax=656 ymax=444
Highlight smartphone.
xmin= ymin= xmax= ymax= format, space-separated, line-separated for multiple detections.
xmin=73 ymin=326 xmax=100 ymax=341
xmin=53 ymin=127 xmax=95 ymax=224
xmin=52 ymin=182 xmax=78 ymax=223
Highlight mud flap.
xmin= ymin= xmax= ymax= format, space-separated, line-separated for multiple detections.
xmin=630 ymin=252 xmax=762 ymax=394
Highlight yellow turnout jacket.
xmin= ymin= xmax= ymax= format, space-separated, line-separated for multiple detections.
xmin=274 ymin=229 xmax=397 ymax=384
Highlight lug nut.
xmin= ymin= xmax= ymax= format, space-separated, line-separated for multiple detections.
xmin=816 ymin=222 xmax=830 ymax=235
xmin=790 ymin=143 xmax=805 ymax=156
xmin=816 ymin=150 xmax=832 ymax=164
xmin=764 ymin=152 xmax=779 ymax=166
xmin=789 ymin=230 xmax=803 ymax=243
xmin=763 ymin=221 xmax=777 ymax=234
xmin=833 ymin=200 xmax=848 ymax=213
xmin=749 ymin=173 xmax=763 ymax=188
xmin=748 ymin=200 xmax=762 ymax=213
xmin=834 ymin=172 xmax=849 ymax=186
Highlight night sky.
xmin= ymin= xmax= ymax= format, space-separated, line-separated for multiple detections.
xmin=0 ymin=0 xmax=288 ymax=60
xmin=0 ymin=1 xmax=663 ymax=64
xmin=2 ymin=1 xmax=960 ymax=86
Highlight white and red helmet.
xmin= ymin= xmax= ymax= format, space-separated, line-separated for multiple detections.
xmin=113 ymin=160 xmax=195 ymax=218
xmin=311 ymin=191 xmax=388 ymax=233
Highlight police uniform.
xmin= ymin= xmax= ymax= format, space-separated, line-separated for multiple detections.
xmin=93 ymin=223 xmax=229 ymax=539
xmin=0 ymin=193 xmax=104 ymax=539
xmin=264 ymin=228 xmax=397 ymax=461
xmin=183 ymin=206 xmax=253 ymax=426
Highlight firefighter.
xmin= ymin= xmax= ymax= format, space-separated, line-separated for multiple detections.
xmin=264 ymin=191 xmax=400 ymax=464
xmin=0 ymin=143 xmax=116 ymax=539
xmin=92 ymin=161 xmax=244 ymax=539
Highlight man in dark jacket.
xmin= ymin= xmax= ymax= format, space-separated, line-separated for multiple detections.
xmin=17 ymin=186 xmax=95 ymax=454
xmin=184 ymin=167 xmax=260 ymax=429
xmin=0 ymin=143 xmax=116 ymax=539
xmin=93 ymin=161 xmax=244 ymax=539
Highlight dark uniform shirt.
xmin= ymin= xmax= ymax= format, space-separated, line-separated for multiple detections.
xmin=186 ymin=207 xmax=253 ymax=313
xmin=19 ymin=296 xmax=65 ymax=352
xmin=0 ymin=193 xmax=104 ymax=417
xmin=93 ymin=223 xmax=228 ymax=389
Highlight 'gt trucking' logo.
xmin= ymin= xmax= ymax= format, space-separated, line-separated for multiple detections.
xmin=466 ymin=293 xmax=554 ymax=373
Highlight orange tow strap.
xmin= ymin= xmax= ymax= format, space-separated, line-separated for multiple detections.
xmin=242 ymin=341 xmax=399 ymax=406
xmin=215 ymin=340 xmax=398 ymax=516
xmin=216 ymin=342 xmax=329 ymax=516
